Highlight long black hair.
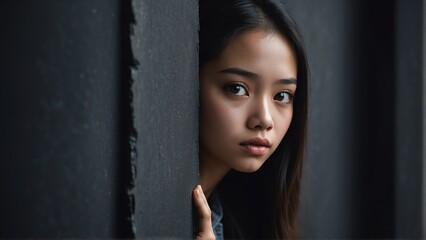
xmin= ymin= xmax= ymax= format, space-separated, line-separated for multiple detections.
xmin=199 ymin=0 xmax=309 ymax=238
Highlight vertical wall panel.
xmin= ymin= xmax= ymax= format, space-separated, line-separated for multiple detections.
xmin=424 ymin=1 xmax=426 ymax=236
xmin=130 ymin=0 xmax=199 ymax=238
xmin=395 ymin=0 xmax=424 ymax=238
xmin=0 ymin=1 xmax=124 ymax=238
xmin=287 ymin=1 xmax=362 ymax=237
xmin=288 ymin=0 xmax=423 ymax=238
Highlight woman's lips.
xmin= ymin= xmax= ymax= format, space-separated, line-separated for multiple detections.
xmin=241 ymin=144 xmax=269 ymax=155
xmin=240 ymin=138 xmax=271 ymax=155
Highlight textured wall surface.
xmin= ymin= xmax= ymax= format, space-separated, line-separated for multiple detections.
xmin=1 ymin=0 xmax=198 ymax=238
xmin=0 ymin=1 xmax=126 ymax=238
xmin=130 ymin=0 xmax=199 ymax=238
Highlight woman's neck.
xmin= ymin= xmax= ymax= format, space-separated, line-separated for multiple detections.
xmin=199 ymin=153 xmax=230 ymax=199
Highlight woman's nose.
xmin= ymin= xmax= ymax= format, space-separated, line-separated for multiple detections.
xmin=246 ymin=97 xmax=273 ymax=131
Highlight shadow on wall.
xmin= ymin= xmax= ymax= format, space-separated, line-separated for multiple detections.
xmin=287 ymin=0 xmax=425 ymax=238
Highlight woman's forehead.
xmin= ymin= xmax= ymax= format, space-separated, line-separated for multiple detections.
xmin=211 ymin=29 xmax=297 ymax=79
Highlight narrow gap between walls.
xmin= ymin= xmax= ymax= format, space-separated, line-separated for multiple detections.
xmin=118 ymin=0 xmax=138 ymax=237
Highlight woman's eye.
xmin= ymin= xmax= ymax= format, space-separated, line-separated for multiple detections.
xmin=225 ymin=83 xmax=248 ymax=96
xmin=274 ymin=91 xmax=293 ymax=103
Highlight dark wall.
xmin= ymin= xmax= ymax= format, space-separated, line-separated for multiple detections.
xmin=395 ymin=0 xmax=425 ymax=237
xmin=1 ymin=0 xmax=198 ymax=238
xmin=287 ymin=1 xmax=365 ymax=237
xmin=288 ymin=0 xmax=424 ymax=238
xmin=130 ymin=0 xmax=199 ymax=238
xmin=0 ymin=1 xmax=125 ymax=238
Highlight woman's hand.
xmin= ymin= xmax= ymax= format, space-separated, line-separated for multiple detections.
xmin=193 ymin=185 xmax=216 ymax=240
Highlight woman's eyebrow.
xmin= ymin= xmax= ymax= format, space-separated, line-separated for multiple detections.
xmin=218 ymin=67 xmax=259 ymax=80
xmin=218 ymin=67 xmax=297 ymax=85
xmin=276 ymin=78 xmax=297 ymax=85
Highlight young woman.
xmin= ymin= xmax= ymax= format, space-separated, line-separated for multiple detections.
xmin=193 ymin=0 xmax=309 ymax=239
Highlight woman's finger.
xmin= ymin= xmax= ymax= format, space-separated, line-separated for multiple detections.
xmin=193 ymin=185 xmax=216 ymax=240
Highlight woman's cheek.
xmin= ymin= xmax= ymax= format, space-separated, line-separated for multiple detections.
xmin=201 ymin=91 xmax=228 ymax=143
xmin=205 ymin=98 xmax=238 ymax=135
xmin=277 ymin=111 xmax=293 ymax=140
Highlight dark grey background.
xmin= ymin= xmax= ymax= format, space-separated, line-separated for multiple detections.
xmin=288 ymin=0 xmax=425 ymax=238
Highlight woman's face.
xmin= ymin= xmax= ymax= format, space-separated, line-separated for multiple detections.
xmin=200 ymin=29 xmax=297 ymax=173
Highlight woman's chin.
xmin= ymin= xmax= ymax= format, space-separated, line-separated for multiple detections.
xmin=233 ymin=162 xmax=264 ymax=173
